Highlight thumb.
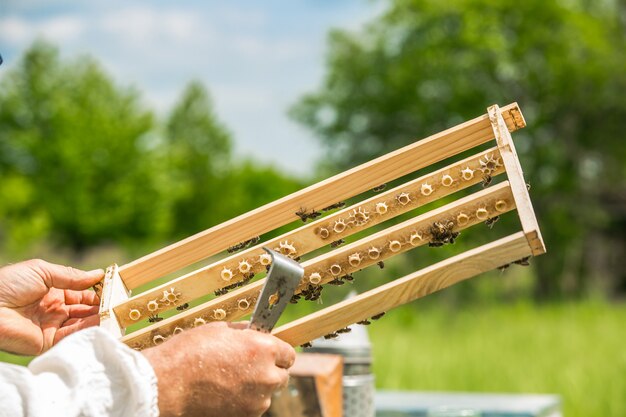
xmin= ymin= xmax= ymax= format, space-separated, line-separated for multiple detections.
xmin=32 ymin=259 xmax=105 ymax=291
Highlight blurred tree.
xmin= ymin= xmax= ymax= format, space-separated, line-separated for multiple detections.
xmin=221 ymin=160 xmax=304 ymax=226
xmin=291 ymin=0 xmax=626 ymax=298
xmin=0 ymin=42 xmax=306 ymax=259
xmin=164 ymin=81 xmax=304 ymax=238
xmin=0 ymin=41 xmax=169 ymax=253
xmin=164 ymin=81 xmax=233 ymax=237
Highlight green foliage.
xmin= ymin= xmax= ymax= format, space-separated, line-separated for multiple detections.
xmin=0 ymin=41 xmax=169 ymax=252
xmin=291 ymin=0 xmax=626 ymax=297
xmin=162 ymin=81 xmax=303 ymax=238
xmin=370 ymin=301 xmax=626 ymax=417
xmin=164 ymin=81 xmax=233 ymax=237
xmin=0 ymin=41 xmax=304 ymax=256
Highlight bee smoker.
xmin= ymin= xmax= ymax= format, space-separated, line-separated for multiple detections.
xmin=304 ymin=296 xmax=375 ymax=417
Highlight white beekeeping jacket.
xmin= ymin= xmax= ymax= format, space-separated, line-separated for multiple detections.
xmin=0 ymin=327 xmax=158 ymax=417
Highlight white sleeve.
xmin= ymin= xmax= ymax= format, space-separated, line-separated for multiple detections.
xmin=0 ymin=327 xmax=159 ymax=417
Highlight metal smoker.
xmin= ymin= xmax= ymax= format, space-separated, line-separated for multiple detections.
xmin=305 ymin=293 xmax=375 ymax=417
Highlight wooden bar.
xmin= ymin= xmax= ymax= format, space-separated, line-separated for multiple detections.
xmin=98 ymin=264 xmax=129 ymax=338
xmin=273 ymin=232 xmax=532 ymax=347
xmin=119 ymin=103 xmax=525 ymax=288
xmin=115 ymin=148 xmax=506 ymax=326
xmin=121 ymin=182 xmax=515 ymax=349
xmin=488 ymin=105 xmax=545 ymax=255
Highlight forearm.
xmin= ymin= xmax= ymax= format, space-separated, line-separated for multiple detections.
xmin=0 ymin=327 xmax=158 ymax=417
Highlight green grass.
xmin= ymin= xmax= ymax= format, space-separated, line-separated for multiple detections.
xmin=1 ymin=300 xmax=623 ymax=416
xmin=369 ymin=301 xmax=626 ymax=417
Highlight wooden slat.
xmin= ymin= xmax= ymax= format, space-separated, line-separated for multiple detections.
xmin=119 ymin=103 xmax=525 ymax=288
xmin=121 ymin=182 xmax=515 ymax=349
xmin=115 ymin=148 xmax=505 ymax=326
xmin=488 ymin=105 xmax=545 ymax=255
xmin=98 ymin=264 xmax=129 ymax=338
xmin=273 ymin=232 xmax=532 ymax=347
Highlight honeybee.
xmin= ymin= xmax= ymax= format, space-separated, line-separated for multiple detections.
xmin=300 ymin=342 xmax=313 ymax=348
xmin=372 ymin=184 xmax=387 ymax=192
xmin=330 ymin=239 xmax=345 ymax=248
xmin=377 ymin=261 xmax=385 ymax=269
xmin=371 ymin=312 xmax=386 ymax=320
xmin=323 ymin=202 xmax=346 ymax=211
xmin=481 ymin=174 xmax=493 ymax=188
xmin=289 ymin=294 xmax=301 ymax=304
xmin=357 ymin=319 xmax=371 ymax=325
xmin=484 ymin=216 xmax=500 ymax=229
xmin=148 ymin=315 xmax=163 ymax=323
xmin=328 ymin=278 xmax=345 ymax=286
xmin=513 ymin=256 xmax=531 ymax=266
xmin=227 ymin=236 xmax=260 ymax=253
xmin=176 ymin=303 xmax=189 ymax=311
xmin=295 ymin=208 xmax=322 ymax=222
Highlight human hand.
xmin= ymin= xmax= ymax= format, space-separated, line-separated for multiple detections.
xmin=142 ymin=321 xmax=296 ymax=417
xmin=0 ymin=259 xmax=104 ymax=356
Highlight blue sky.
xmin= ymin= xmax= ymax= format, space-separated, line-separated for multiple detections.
xmin=0 ymin=0 xmax=382 ymax=176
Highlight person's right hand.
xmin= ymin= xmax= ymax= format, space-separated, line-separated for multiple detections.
xmin=142 ymin=321 xmax=295 ymax=417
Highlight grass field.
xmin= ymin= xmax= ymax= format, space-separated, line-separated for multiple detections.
xmin=1 ymin=300 xmax=623 ymax=416
xmin=369 ymin=301 xmax=626 ymax=417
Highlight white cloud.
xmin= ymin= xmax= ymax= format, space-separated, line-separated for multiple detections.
xmin=40 ymin=16 xmax=84 ymax=42
xmin=0 ymin=15 xmax=85 ymax=46
xmin=99 ymin=7 xmax=206 ymax=46
xmin=0 ymin=1 xmax=379 ymax=175
xmin=0 ymin=16 xmax=35 ymax=45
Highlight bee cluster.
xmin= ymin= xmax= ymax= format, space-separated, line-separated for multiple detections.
xmin=293 ymin=284 xmax=323 ymax=302
xmin=323 ymin=201 xmax=346 ymax=211
xmin=304 ymin=312 xmax=387 ymax=347
xmin=428 ymin=221 xmax=460 ymax=247
xmin=498 ymin=256 xmax=531 ymax=272
xmin=214 ymin=272 xmax=255 ymax=296
xmin=295 ymin=207 xmax=322 ymax=222
xmin=227 ymin=236 xmax=260 ymax=253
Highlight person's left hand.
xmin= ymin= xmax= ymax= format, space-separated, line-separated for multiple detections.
xmin=0 ymin=259 xmax=104 ymax=356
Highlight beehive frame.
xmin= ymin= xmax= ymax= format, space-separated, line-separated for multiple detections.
xmin=98 ymin=103 xmax=545 ymax=349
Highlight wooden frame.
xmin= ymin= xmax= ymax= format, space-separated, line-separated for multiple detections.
xmin=115 ymin=148 xmax=507 ymax=326
xmin=119 ymin=103 xmax=525 ymax=288
xmin=97 ymin=102 xmax=545 ymax=350
xmin=274 ymin=232 xmax=531 ymax=346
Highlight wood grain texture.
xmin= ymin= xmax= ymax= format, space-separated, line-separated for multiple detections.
xmin=121 ymin=182 xmax=515 ymax=349
xmin=98 ymin=264 xmax=129 ymax=338
xmin=119 ymin=103 xmax=525 ymax=288
xmin=488 ymin=105 xmax=546 ymax=255
xmin=289 ymin=353 xmax=343 ymax=417
xmin=115 ymin=148 xmax=505 ymax=327
xmin=273 ymin=232 xmax=532 ymax=347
